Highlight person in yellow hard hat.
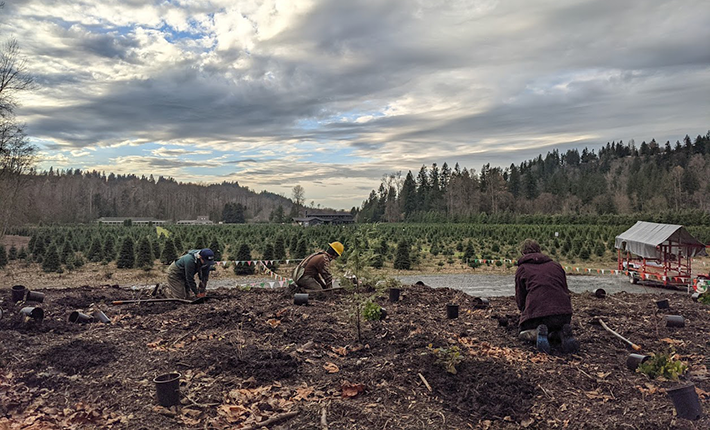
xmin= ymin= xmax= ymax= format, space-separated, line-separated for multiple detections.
xmin=293 ymin=241 xmax=344 ymax=292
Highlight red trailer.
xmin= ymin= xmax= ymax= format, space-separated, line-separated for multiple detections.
xmin=615 ymin=221 xmax=707 ymax=290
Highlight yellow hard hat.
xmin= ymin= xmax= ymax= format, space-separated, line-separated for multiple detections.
xmin=328 ymin=241 xmax=344 ymax=256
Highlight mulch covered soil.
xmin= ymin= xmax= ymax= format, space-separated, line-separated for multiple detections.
xmin=1 ymin=283 xmax=709 ymax=429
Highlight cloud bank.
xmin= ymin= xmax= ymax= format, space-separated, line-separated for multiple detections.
xmin=2 ymin=0 xmax=708 ymax=208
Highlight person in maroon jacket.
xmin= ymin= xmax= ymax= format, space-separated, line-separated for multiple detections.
xmin=515 ymin=239 xmax=579 ymax=354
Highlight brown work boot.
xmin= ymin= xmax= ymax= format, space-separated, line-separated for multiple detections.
xmin=560 ymin=324 xmax=580 ymax=354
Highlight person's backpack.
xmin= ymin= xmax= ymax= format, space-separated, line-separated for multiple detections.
xmin=291 ymin=252 xmax=322 ymax=283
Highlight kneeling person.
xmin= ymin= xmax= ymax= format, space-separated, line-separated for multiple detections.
xmin=515 ymin=239 xmax=579 ymax=354
xmin=157 ymin=248 xmax=215 ymax=299
xmin=293 ymin=242 xmax=344 ymax=292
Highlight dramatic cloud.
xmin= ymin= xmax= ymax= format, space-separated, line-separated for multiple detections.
xmin=2 ymin=0 xmax=708 ymax=208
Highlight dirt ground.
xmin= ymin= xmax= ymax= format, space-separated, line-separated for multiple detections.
xmin=1 ymin=281 xmax=709 ymax=429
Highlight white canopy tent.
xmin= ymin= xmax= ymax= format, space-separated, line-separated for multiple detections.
xmin=615 ymin=221 xmax=707 ymax=259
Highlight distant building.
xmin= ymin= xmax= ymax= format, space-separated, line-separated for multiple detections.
xmin=97 ymin=217 xmax=167 ymax=225
xmin=177 ymin=215 xmax=214 ymax=225
xmin=293 ymin=211 xmax=355 ymax=227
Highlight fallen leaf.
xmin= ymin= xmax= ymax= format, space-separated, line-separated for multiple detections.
xmin=521 ymin=417 xmax=534 ymax=427
xmin=341 ymin=382 xmax=365 ymax=398
xmin=181 ymin=417 xmax=201 ymax=426
xmin=266 ymin=319 xmax=281 ymax=328
xmin=323 ymin=362 xmax=339 ymax=373
xmin=219 ymin=404 xmax=249 ymax=423
xmin=293 ymin=386 xmax=314 ymax=401
xmin=331 ymin=346 xmax=348 ymax=356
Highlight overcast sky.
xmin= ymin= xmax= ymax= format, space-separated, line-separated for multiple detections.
xmin=2 ymin=0 xmax=709 ymax=209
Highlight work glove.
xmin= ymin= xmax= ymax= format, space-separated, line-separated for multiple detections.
xmin=196 ymin=292 xmax=206 ymax=298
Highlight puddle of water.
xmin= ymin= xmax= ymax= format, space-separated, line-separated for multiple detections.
xmin=396 ymin=273 xmax=690 ymax=297
xmin=129 ymin=273 xmax=691 ymax=297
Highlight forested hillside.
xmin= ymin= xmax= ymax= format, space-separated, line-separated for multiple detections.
xmin=11 ymin=171 xmax=294 ymax=224
xmin=358 ymin=132 xmax=710 ymax=222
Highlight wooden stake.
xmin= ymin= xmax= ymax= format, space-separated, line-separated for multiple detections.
xmin=321 ymin=406 xmax=328 ymax=430
xmin=418 ymin=373 xmax=432 ymax=392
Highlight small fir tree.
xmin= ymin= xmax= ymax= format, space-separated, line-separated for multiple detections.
xmin=60 ymin=240 xmax=74 ymax=264
xmin=234 ymin=243 xmax=254 ymax=275
xmin=371 ymin=253 xmax=384 ymax=269
xmin=32 ymin=237 xmax=46 ymax=263
xmin=116 ymin=236 xmax=135 ymax=269
xmin=73 ymin=252 xmax=85 ymax=268
xmin=209 ymin=238 xmax=222 ymax=261
xmin=135 ymin=236 xmax=154 ymax=270
xmin=87 ymin=237 xmax=104 ymax=262
xmin=18 ymin=247 xmax=28 ymax=260
xmin=160 ymin=237 xmax=178 ymax=264
xmin=263 ymin=243 xmax=277 ymax=271
xmin=151 ymin=238 xmax=161 ymax=262
xmin=393 ymin=240 xmax=411 ymax=270
xmin=295 ymin=239 xmax=308 ymax=259
xmin=289 ymin=235 xmax=299 ymax=256
xmin=194 ymin=234 xmax=207 ymax=250
xmin=463 ymin=242 xmax=476 ymax=264
xmin=42 ymin=245 xmax=61 ymax=273
xmin=8 ymin=245 xmax=17 ymax=260
xmin=0 ymin=245 xmax=7 ymax=268
xmin=103 ymin=235 xmax=116 ymax=262
xmin=379 ymin=238 xmax=389 ymax=257
xmin=173 ymin=235 xmax=184 ymax=254
xmin=274 ymin=236 xmax=286 ymax=260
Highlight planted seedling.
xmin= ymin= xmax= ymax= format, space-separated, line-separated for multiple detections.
xmin=636 ymin=349 xmax=687 ymax=380
xmin=428 ymin=345 xmax=464 ymax=375
xmin=362 ymin=301 xmax=383 ymax=321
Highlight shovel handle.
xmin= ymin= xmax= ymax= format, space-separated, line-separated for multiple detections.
xmin=599 ymin=319 xmax=641 ymax=351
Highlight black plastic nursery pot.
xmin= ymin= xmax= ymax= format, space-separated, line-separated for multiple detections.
xmin=594 ymin=288 xmax=606 ymax=298
xmin=665 ymin=315 xmax=685 ymax=328
xmin=666 ymin=383 xmax=703 ymax=420
xmin=153 ymin=373 xmax=181 ymax=407
xmin=626 ymin=353 xmax=649 ymax=371
xmin=68 ymin=311 xmax=95 ymax=324
xmin=473 ymin=298 xmax=489 ymax=309
xmin=446 ymin=304 xmax=459 ymax=319
xmin=92 ymin=310 xmax=111 ymax=324
xmin=293 ymin=293 xmax=309 ymax=306
xmin=655 ymin=299 xmax=670 ymax=309
xmin=11 ymin=285 xmax=27 ymax=303
xmin=20 ymin=307 xmax=44 ymax=321
xmin=25 ymin=290 xmax=45 ymax=303
xmin=389 ymin=288 xmax=401 ymax=302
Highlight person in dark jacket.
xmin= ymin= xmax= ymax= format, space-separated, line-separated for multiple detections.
xmin=515 ymin=239 xmax=579 ymax=354
xmin=155 ymin=248 xmax=215 ymax=299
xmin=293 ymin=241 xmax=344 ymax=292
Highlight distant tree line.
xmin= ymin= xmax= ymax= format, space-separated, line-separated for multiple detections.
xmin=6 ymin=170 xmax=294 ymax=226
xmin=357 ymin=132 xmax=710 ymax=222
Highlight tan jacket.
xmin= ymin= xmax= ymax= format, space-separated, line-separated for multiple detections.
xmin=303 ymin=252 xmax=334 ymax=288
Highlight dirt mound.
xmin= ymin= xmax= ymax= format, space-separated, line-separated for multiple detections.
xmin=178 ymin=343 xmax=299 ymax=382
xmin=37 ymin=339 xmax=118 ymax=375
xmin=428 ymin=358 xmax=535 ymax=420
